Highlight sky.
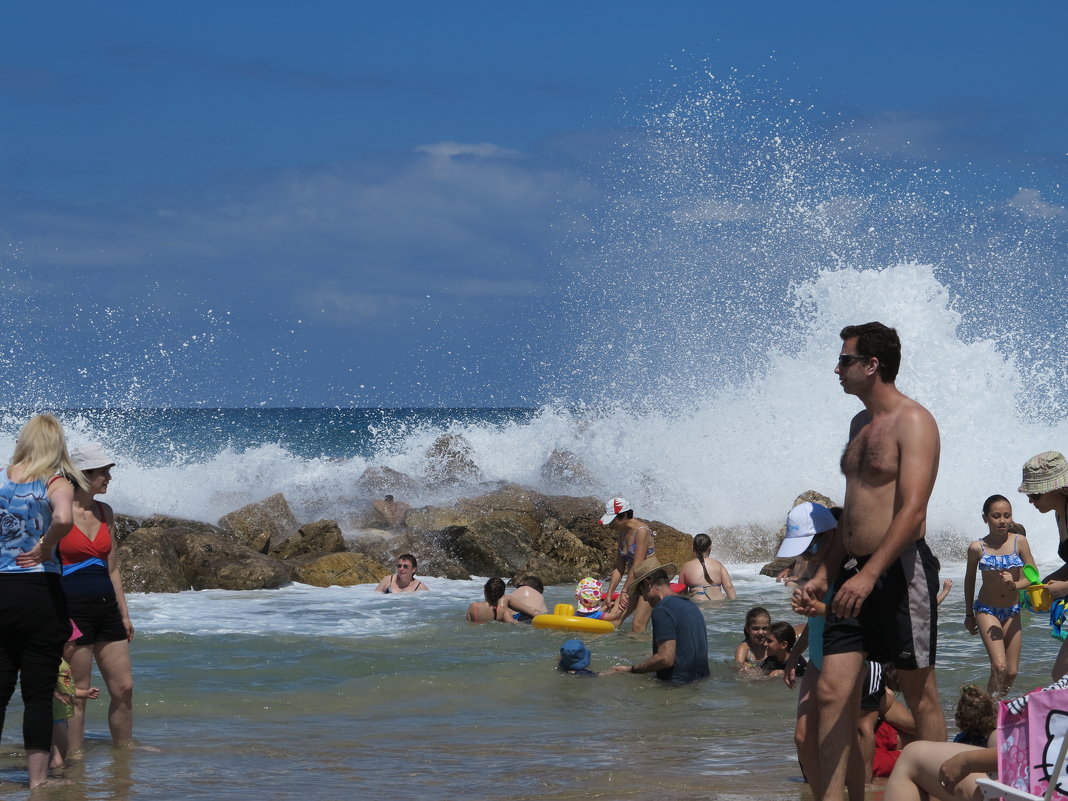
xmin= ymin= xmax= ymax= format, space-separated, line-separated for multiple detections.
xmin=1 ymin=2 xmax=1065 ymax=407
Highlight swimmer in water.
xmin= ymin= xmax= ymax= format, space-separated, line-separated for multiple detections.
xmin=734 ymin=607 xmax=771 ymax=667
xmin=679 ymin=534 xmax=736 ymax=601
xmin=466 ymin=577 xmax=506 ymax=623
xmin=375 ymin=554 xmax=428 ymax=593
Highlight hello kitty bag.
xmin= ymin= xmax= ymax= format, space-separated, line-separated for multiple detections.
xmin=998 ymin=681 xmax=1068 ymax=801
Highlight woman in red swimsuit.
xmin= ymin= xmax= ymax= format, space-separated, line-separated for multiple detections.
xmin=61 ymin=443 xmax=136 ymax=753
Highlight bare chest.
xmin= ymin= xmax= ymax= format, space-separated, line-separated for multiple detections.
xmin=840 ymin=422 xmax=899 ymax=484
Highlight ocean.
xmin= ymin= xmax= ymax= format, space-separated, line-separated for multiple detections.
xmin=2 ymin=72 xmax=1067 ymax=800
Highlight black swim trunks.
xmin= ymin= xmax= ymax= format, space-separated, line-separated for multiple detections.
xmin=822 ymin=539 xmax=939 ymax=670
xmin=859 ymin=660 xmax=886 ymax=712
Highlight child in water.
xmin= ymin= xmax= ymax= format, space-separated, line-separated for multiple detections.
xmin=558 ymin=639 xmax=598 ymax=677
xmin=963 ymin=494 xmax=1036 ymax=696
xmin=51 ymin=622 xmax=101 ymax=769
xmin=734 ymin=607 xmax=771 ymax=666
xmin=574 ymin=577 xmax=628 ymax=622
xmin=466 ymin=577 xmax=506 ymax=623
xmin=761 ymin=621 xmax=804 ymax=678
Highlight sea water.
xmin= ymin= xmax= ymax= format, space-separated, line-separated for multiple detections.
xmin=1 ymin=70 xmax=1067 ymax=798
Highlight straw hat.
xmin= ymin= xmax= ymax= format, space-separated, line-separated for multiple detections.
xmin=1019 ymin=451 xmax=1068 ymax=494
xmin=624 ymin=557 xmax=677 ymax=597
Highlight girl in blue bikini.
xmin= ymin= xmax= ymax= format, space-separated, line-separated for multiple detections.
xmin=963 ymin=494 xmax=1036 ymax=697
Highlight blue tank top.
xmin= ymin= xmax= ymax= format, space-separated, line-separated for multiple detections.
xmin=0 ymin=468 xmax=60 ymax=574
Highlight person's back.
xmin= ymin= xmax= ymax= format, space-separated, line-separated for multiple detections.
xmin=504 ymin=576 xmax=547 ymax=622
xmin=651 ymin=594 xmax=709 ymax=685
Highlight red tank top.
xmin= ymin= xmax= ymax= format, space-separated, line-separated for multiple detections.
xmin=59 ymin=502 xmax=112 ymax=565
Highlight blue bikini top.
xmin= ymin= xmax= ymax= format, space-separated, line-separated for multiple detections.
xmin=978 ymin=536 xmax=1025 ymax=571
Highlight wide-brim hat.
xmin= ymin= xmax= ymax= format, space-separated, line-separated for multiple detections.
xmin=599 ymin=497 xmax=632 ymax=526
xmin=625 ymin=557 xmax=677 ymax=597
xmin=1019 ymin=451 xmax=1068 ymax=495
xmin=559 ymin=639 xmax=590 ymax=671
xmin=70 ymin=442 xmax=116 ymax=472
xmin=777 ymin=502 xmax=838 ymax=558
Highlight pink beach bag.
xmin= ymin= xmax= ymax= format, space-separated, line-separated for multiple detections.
xmin=998 ymin=687 xmax=1068 ymax=800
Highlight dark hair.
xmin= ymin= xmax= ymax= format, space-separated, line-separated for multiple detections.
xmin=517 ymin=576 xmax=544 ymax=593
xmin=619 ymin=509 xmax=634 ymax=520
xmin=840 ymin=322 xmax=901 ymax=382
xmin=384 ymin=494 xmax=394 ymax=502
xmin=692 ymin=534 xmax=715 ymax=584
xmin=1008 ymin=521 xmax=1027 ymax=536
xmin=955 ymin=685 xmax=997 ymax=737
xmin=483 ymin=577 xmax=506 ymax=607
xmin=768 ymin=621 xmax=796 ymax=650
xmin=982 ymin=494 xmax=1011 ymax=517
xmin=397 ymin=553 xmax=417 ymax=569
xmin=743 ymin=607 xmax=771 ymax=640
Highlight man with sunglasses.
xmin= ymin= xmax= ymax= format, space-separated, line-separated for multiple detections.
xmin=797 ymin=321 xmax=944 ymax=801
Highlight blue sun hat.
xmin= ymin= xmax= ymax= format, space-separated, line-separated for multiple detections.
xmin=558 ymin=639 xmax=591 ymax=671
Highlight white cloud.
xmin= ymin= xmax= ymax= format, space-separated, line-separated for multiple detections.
xmin=1007 ymin=188 xmax=1065 ymax=218
xmin=415 ymin=142 xmax=522 ymax=160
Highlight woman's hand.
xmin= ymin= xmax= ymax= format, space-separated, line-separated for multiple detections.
xmin=964 ymin=613 xmax=978 ymax=635
xmin=122 ymin=616 xmax=135 ymax=641
xmin=15 ymin=540 xmax=50 ymax=568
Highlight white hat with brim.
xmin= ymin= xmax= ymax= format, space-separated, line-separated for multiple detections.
xmin=624 ymin=557 xmax=677 ymax=597
xmin=599 ymin=497 xmax=632 ymax=526
xmin=70 ymin=442 xmax=116 ymax=472
xmin=777 ymin=502 xmax=837 ymax=559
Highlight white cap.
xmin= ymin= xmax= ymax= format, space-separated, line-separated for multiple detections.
xmin=70 ymin=442 xmax=116 ymax=472
xmin=599 ymin=497 xmax=632 ymax=525
xmin=777 ymin=502 xmax=837 ymax=558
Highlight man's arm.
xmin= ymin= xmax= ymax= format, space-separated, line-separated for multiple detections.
xmin=833 ymin=406 xmax=939 ymax=618
xmin=610 ymin=639 xmax=676 ymax=674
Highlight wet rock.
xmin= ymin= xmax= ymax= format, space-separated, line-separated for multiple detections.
xmin=218 ymin=493 xmax=300 ymax=554
xmin=271 ymin=520 xmax=346 ymax=560
xmin=290 ymin=552 xmax=388 ymax=587
xmin=118 ymin=525 xmax=292 ymax=592
xmin=113 ymin=514 xmax=227 ymax=545
xmin=355 ymin=466 xmax=420 ymax=497
xmin=117 ymin=527 xmax=189 ymax=593
xmin=539 ymin=449 xmax=597 ymax=489
xmin=424 ymin=433 xmax=481 ymax=486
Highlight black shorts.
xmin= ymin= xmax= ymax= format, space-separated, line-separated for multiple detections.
xmin=859 ymin=660 xmax=886 ymax=712
xmin=822 ymin=539 xmax=939 ymax=670
xmin=67 ymin=595 xmax=127 ymax=645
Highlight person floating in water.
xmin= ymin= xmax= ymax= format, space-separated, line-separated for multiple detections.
xmin=375 ymin=554 xmax=428 ymax=593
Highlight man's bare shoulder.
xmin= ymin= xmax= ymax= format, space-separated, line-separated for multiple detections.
xmin=893 ymin=397 xmax=938 ymax=434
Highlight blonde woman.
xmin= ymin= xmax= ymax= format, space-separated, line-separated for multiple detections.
xmin=0 ymin=414 xmax=85 ymax=788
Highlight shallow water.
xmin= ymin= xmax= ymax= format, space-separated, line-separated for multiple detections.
xmin=0 ymin=568 xmax=1062 ymax=800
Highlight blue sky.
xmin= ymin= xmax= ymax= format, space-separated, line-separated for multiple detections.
xmin=1 ymin=2 xmax=1065 ymax=407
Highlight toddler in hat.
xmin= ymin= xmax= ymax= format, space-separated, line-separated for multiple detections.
xmin=574 ymin=577 xmax=627 ymax=622
xmin=558 ymin=639 xmax=599 ymax=677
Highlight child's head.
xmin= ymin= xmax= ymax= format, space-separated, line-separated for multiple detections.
xmin=743 ymin=607 xmax=771 ymax=644
xmin=981 ymin=495 xmax=1013 ymax=533
xmin=955 ymin=684 xmax=997 ymax=737
xmin=575 ymin=577 xmax=604 ymax=614
xmin=766 ymin=621 xmax=797 ymax=657
xmin=483 ymin=577 xmax=506 ymax=606
xmin=558 ymin=639 xmax=591 ymax=672
xmin=517 ymin=575 xmax=544 ymax=593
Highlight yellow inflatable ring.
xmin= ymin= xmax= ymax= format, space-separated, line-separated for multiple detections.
xmin=532 ymin=603 xmax=615 ymax=634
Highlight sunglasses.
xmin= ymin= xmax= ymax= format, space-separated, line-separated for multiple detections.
xmin=837 ymin=354 xmax=870 ymax=368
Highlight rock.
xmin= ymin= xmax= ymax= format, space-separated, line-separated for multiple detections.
xmin=271 ymin=520 xmax=346 ymax=560
xmin=405 ymin=505 xmax=472 ymax=532
xmin=117 ymin=525 xmax=292 ymax=592
xmin=117 ymin=527 xmax=189 ymax=592
xmin=539 ymin=449 xmax=598 ymax=489
xmin=290 ymin=552 xmax=389 ymax=587
xmin=424 ymin=433 xmax=481 ymax=486
xmin=174 ymin=530 xmax=292 ymax=591
xmin=218 ymin=493 xmax=300 ymax=554
xmin=113 ymin=514 xmax=227 ymax=545
xmin=510 ymin=517 xmax=610 ymax=585
xmin=355 ymin=466 xmax=420 ymax=497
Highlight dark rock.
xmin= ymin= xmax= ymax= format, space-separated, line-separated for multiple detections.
xmin=113 ymin=514 xmax=227 ymax=545
xmin=174 ymin=530 xmax=292 ymax=590
xmin=271 ymin=519 xmax=346 ymax=560
xmin=117 ymin=527 xmax=189 ymax=593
